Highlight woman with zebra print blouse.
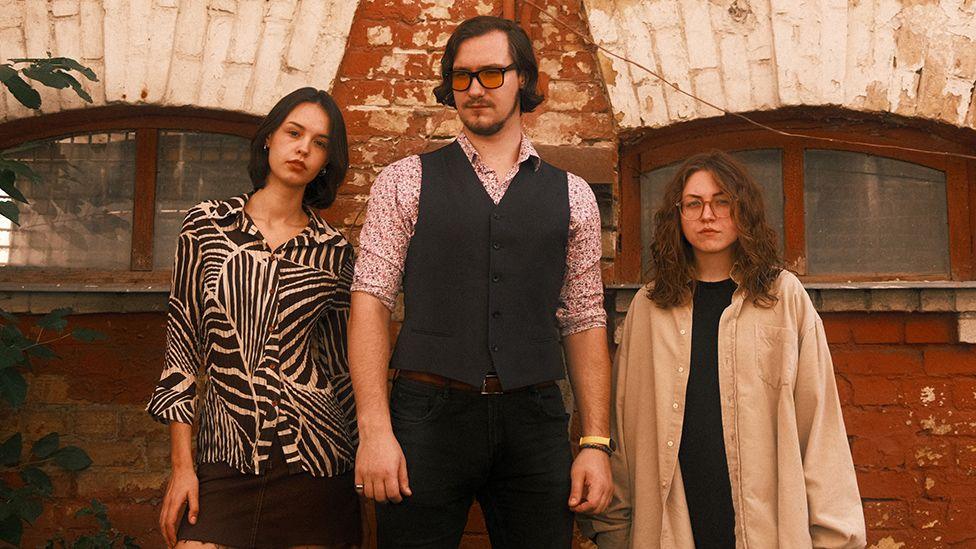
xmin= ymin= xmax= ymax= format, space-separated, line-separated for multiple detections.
xmin=147 ymin=88 xmax=361 ymax=548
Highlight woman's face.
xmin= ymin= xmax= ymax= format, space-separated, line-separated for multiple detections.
xmin=265 ymin=102 xmax=331 ymax=189
xmin=679 ymin=169 xmax=739 ymax=260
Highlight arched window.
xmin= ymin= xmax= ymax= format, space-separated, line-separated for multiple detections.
xmin=613 ymin=108 xmax=976 ymax=284
xmin=0 ymin=107 xmax=259 ymax=288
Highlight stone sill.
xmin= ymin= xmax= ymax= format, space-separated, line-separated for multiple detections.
xmin=607 ymin=284 xmax=976 ymax=344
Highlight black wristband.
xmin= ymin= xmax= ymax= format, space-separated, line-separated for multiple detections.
xmin=579 ymin=443 xmax=613 ymax=457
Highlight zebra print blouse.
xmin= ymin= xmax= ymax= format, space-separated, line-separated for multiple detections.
xmin=147 ymin=194 xmax=356 ymax=477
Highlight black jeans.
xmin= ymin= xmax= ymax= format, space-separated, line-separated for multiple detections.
xmin=375 ymin=377 xmax=574 ymax=549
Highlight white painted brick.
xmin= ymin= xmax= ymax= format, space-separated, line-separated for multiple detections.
xmin=173 ymin=0 xmax=207 ymax=56
xmin=954 ymin=289 xmax=976 ymax=312
xmin=102 ymin=0 xmax=127 ymax=102
xmin=123 ymin=0 xmax=152 ymax=103
xmin=217 ymin=64 xmax=251 ymax=111
xmin=0 ymin=0 xmax=24 ymax=29
xmin=635 ymin=80 xmax=670 ymax=127
xmin=163 ymin=55 xmax=202 ymax=105
xmin=749 ymin=58 xmax=779 ymax=109
xmin=229 ymin=0 xmax=263 ymax=64
xmin=197 ymin=14 xmax=233 ymax=108
xmin=819 ymin=0 xmax=847 ymax=104
xmin=869 ymin=290 xmax=919 ymax=312
xmin=285 ymin=0 xmax=325 ymax=72
xmin=958 ymin=313 xmax=976 ymax=344
xmin=210 ymin=0 xmax=237 ymax=13
xmin=266 ymin=0 xmax=297 ymax=21
xmin=247 ymin=19 xmax=289 ymax=113
xmin=691 ymin=68 xmax=726 ymax=116
xmin=717 ymin=33 xmax=752 ymax=112
xmin=143 ymin=3 xmax=178 ymax=104
xmin=679 ymin=0 xmax=718 ymax=70
xmin=653 ymin=26 xmax=697 ymax=120
xmin=0 ymin=26 xmax=30 ymax=120
xmin=79 ymin=0 xmax=102 ymax=59
xmin=54 ymin=15 xmax=86 ymax=110
xmin=819 ymin=290 xmax=869 ymax=312
xmin=52 ymin=0 xmax=79 ymax=18
xmin=24 ymin=1 xmax=54 ymax=110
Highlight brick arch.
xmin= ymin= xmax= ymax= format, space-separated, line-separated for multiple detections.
xmin=0 ymin=0 xmax=360 ymax=124
xmin=581 ymin=0 xmax=976 ymax=132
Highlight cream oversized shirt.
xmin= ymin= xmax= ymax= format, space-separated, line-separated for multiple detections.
xmin=579 ymin=271 xmax=865 ymax=548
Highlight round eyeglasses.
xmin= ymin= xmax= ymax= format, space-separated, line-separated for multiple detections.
xmin=449 ymin=64 xmax=517 ymax=92
xmin=675 ymin=197 xmax=734 ymax=220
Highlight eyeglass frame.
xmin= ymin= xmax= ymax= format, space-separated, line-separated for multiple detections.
xmin=448 ymin=64 xmax=518 ymax=92
xmin=674 ymin=196 xmax=736 ymax=220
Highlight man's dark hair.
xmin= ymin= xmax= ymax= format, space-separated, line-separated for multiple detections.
xmin=433 ymin=16 xmax=544 ymax=113
xmin=247 ymin=87 xmax=349 ymax=209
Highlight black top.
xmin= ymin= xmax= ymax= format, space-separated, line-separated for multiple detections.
xmin=679 ymin=278 xmax=737 ymax=548
xmin=390 ymin=141 xmax=571 ymax=389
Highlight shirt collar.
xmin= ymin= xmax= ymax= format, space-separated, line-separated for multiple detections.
xmin=204 ymin=192 xmax=349 ymax=248
xmin=456 ymin=131 xmax=542 ymax=172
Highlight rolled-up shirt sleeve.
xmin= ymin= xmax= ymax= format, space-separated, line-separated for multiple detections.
xmin=147 ymin=209 xmax=205 ymax=424
xmin=351 ymin=155 xmax=422 ymax=311
xmin=557 ymin=173 xmax=607 ymax=336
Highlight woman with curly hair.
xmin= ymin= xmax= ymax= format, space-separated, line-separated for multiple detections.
xmin=580 ymin=151 xmax=865 ymax=548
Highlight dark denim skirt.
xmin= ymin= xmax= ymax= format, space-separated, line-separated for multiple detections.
xmin=178 ymin=439 xmax=362 ymax=548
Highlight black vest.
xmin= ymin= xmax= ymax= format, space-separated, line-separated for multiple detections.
xmin=390 ymin=141 xmax=570 ymax=389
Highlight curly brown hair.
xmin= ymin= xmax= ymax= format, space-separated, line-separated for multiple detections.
xmin=646 ymin=150 xmax=782 ymax=308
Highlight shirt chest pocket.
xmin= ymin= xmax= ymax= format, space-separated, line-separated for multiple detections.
xmin=754 ymin=324 xmax=799 ymax=388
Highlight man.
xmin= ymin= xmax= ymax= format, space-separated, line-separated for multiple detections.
xmin=348 ymin=15 xmax=613 ymax=548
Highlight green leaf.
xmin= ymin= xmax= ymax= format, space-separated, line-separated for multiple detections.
xmin=11 ymin=488 xmax=42 ymax=523
xmin=26 ymin=344 xmax=58 ymax=360
xmin=27 ymin=57 xmax=98 ymax=82
xmin=0 ymin=159 xmax=40 ymax=183
xmin=0 ymin=170 xmax=28 ymax=203
xmin=0 ymin=200 xmax=19 ymax=226
xmin=0 ymin=368 xmax=28 ymax=408
xmin=21 ymin=64 xmax=70 ymax=90
xmin=71 ymin=328 xmax=105 ymax=342
xmin=38 ymin=308 xmax=72 ymax=332
xmin=0 ymin=346 xmax=25 ymax=370
xmin=0 ymin=308 xmax=17 ymax=324
xmin=20 ymin=467 xmax=52 ymax=496
xmin=58 ymin=71 xmax=92 ymax=104
xmin=31 ymin=432 xmax=59 ymax=459
xmin=0 ymin=433 xmax=21 ymax=466
xmin=53 ymin=446 xmax=91 ymax=471
xmin=0 ymin=65 xmax=41 ymax=109
xmin=0 ymin=513 xmax=23 ymax=546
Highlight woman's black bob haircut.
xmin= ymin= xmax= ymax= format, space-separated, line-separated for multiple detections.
xmin=433 ymin=16 xmax=544 ymax=113
xmin=247 ymin=87 xmax=348 ymax=209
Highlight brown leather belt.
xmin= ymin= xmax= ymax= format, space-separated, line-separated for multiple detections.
xmin=395 ymin=370 xmax=554 ymax=395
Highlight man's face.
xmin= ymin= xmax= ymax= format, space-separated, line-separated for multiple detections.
xmin=451 ymin=30 xmax=523 ymax=136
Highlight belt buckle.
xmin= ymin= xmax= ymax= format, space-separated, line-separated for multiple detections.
xmin=480 ymin=373 xmax=503 ymax=395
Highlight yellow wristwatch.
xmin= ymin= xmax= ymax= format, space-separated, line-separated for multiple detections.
xmin=579 ymin=435 xmax=616 ymax=455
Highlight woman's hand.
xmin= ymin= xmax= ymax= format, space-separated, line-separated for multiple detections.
xmin=159 ymin=465 xmax=198 ymax=547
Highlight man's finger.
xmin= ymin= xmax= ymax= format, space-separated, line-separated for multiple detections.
xmin=384 ymin=474 xmax=403 ymax=503
xmin=568 ymin=469 xmax=585 ymax=507
xmin=398 ymin=457 xmax=412 ymax=497
xmin=371 ymin=478 xmax=388 ymax=503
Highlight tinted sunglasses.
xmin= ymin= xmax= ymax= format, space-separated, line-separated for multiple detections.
xmin=449 ymin=64 xmax=517 ymax=92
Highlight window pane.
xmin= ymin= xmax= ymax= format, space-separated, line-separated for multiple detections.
xmin=153 ymin=131 xmax=252 ymax=269
xmin=640 ymin=149 xmax=784 ymax=277
xmin=0 ymin=133 xmax=135 ymax=268
xmin=804 ymin=150 xmax=948 ymax=276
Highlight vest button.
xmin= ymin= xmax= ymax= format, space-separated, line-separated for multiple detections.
xmin=492 ymin=274 xmax=500 ymax=282
xmin=492 ymin=242 xmax=500 ymax=250
xmin=491 ymin=345 xmax=500 ymax=352
xmin=492 ymin=213 xmax=501 ymax=220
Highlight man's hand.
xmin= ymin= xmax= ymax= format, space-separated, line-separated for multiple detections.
xmin=568 ymin=447 xmax=613 ymax=514
xmin=159 ymin=466 xmax=198 ymax=547
xmin=355 ymin=430 xmax=412 ymax=503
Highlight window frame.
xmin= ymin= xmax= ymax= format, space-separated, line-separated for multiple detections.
xmin=0 ymin=106 xmax=260 ymax=288
xmin=614 ymin=108 xmax=976 ymax=284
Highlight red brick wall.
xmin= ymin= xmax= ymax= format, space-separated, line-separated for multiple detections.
xmin=825 ymin=312 xmax=976 ymax=546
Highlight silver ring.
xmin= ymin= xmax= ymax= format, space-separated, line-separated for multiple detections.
xmin=354 ymin=483 xmax=365 ymax=492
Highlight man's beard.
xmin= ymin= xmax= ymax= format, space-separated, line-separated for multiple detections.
xmin=461 ymin=97 xmax=520 ymax=136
